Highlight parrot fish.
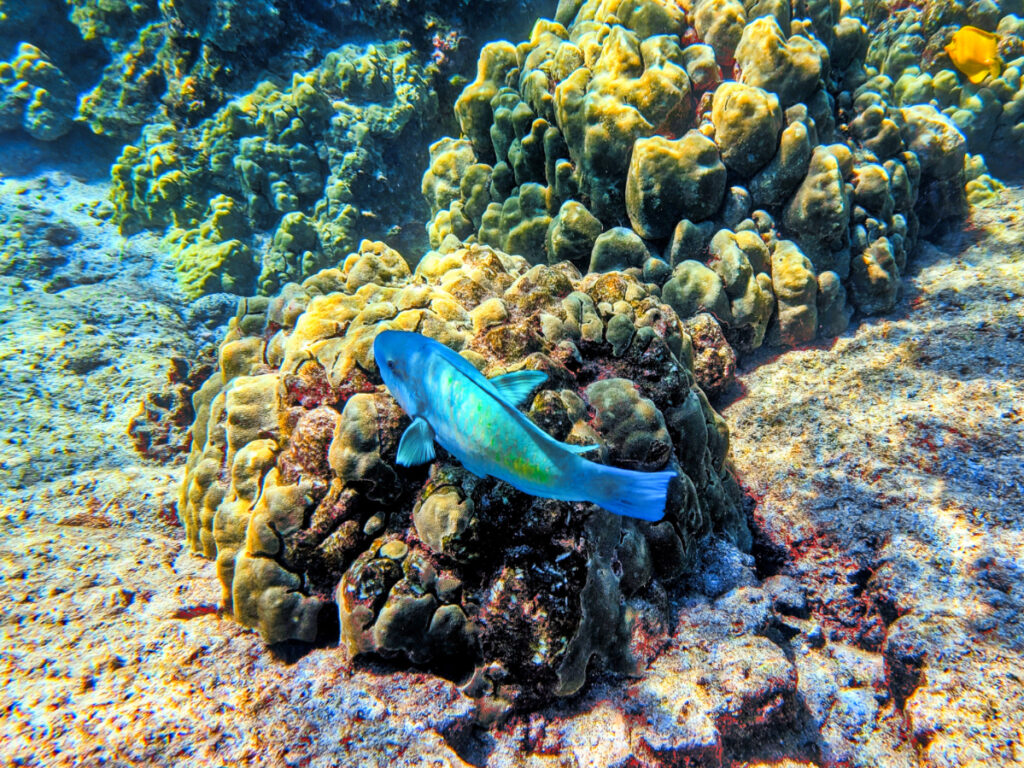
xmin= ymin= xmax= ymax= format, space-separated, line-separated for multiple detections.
xmin=373 ymin=330 xmax=675 ymax=521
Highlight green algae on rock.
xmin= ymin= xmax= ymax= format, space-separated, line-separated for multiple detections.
xmin=179 ymin=239 xmax=749 ymax=717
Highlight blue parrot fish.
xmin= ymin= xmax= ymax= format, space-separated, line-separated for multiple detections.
xmin=373 ymin=330 xmax=676 ymax=521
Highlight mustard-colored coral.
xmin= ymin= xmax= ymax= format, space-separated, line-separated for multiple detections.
xmin=180 ymin=238 xmax=747 ymax=713
xmin=0 ymin=44 xmax=75 ymax=141
xmin=625 ymin=132 xmax=726 ymax=238
xmin=734 ymin=17 xmax=823 ymax=108
xmin=711 ymin=82 xmax=783 ymax=177
xmin=421 ymin=0 xmax=991 ymax=356
xmin=111 ymin=40 xmax=436 ymax=298
xmin=168 ymin=195 xmax=256 ymax=300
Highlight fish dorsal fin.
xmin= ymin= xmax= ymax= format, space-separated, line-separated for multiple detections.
xmin=397 ymin=417 xmax=436 ymax=466
xmin=560 ymin=442 xmax=600 ymax=454
xmin=489 ymin=370 xmax=548 ymax=407
xmin=427 ymin=340 xmax=505 ymax=393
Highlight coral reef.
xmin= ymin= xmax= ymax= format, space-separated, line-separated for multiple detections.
xmin=421 ymin=0 xmax=1022 ymax=360
xmin=1 ymin=0 xmax=289 ymax=137
xmin=6 ymin=0 xmax=1024 ymax=760
xmin=73 ymin=0 xmax=1024 ymax=314
xmin=0 ymin=0 xmax=559 ymax=140
xmin=0 ymin=43 xmax=76 ymax=141
xmin=862 ymin=6 xmax=1024 ymax=168
xmin=179 ymin=238 xmax=748 ymax=715
xmin=111 ymin=41 xmax=437 ymax=300
xmin=128 ymin=351 xmax=217 ymax=462
xmin=3 ymin=186 xmax=1023 ymax=767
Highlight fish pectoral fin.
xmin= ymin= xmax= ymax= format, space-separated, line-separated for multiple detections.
xmin=397 ymin=417 xmax=436 ymax=466
xmin=561 ymin=442 xmax=600 ymax=454
xmin=489 ymin=370 xmax=548 ymax=406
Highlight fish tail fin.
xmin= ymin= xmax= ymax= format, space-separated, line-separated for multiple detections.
xmin=586 ymin=464 xmax=675 ymax=522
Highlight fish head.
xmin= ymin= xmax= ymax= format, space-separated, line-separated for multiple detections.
xmin=373 ymin=330 xmax=430 ymax=414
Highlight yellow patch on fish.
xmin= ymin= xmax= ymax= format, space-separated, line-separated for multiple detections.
xmin=945 ymin=26 xmax=1001 ymax=84
xmin=511 ymin=455 xmax=549 ymax=484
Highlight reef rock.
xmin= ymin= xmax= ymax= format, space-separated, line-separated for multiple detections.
xmin=416 ymin=0 xmax=1009 ymax=362
xmin=112 ymin=41 xmax=437 ymax=300
xmin=179 ymin=240 xmax=749 ymax=717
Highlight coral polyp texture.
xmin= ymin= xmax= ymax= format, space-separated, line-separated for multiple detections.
xmin=0 ymin=0 xmax=557 ymax=139
xmin=422 ymin=0 xmax=1024 ymax=354
xmin=110 ymin=41 xmax=437 ymax=300
xmin=179 ymin=239 xmax=749 ymax=716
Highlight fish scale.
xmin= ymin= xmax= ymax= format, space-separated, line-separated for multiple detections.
xmin=432 ymin=355 xmax=557 ymax=489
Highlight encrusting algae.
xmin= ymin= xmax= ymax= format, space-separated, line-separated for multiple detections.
xmin=945 ymin=26 xmax=1002 ymax=84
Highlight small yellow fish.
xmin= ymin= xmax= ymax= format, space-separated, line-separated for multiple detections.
xmin=945 ymin=26 xmax=1001 ymax=84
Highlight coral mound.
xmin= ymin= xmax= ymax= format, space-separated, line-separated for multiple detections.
xmin=180 ymin=239 xmax=749 ymax=716
xmin=0 ymin=43 xmax=76 ymax=141
xmin=421 ymin=0 xmax=1022 ymax=355
xmin=110 ymin=41 xmax=437 ymax=300
xmin=96 ymin=0 xmax=1023 ymax=314
xmin=0 ymin=0 xmax=554 ymax=140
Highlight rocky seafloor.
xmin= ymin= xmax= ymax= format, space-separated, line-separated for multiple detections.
xmin=0 ymin=158 xmax=1020 ymax=766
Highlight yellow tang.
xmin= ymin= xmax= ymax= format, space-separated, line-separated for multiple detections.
xmin=945 ymin=26 xmax=1002 ymax=84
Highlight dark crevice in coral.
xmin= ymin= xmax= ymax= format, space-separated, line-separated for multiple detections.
xmin=876 ymin=592 xmax=903 ymax=627
xmin=748 ymin=515 xmax=789 ymax=581
xmin=439 ymin=721 xmax=495 ymax=768
xmin=722 ymin=691 xmax=825 ymax=767
xmin=849 ymin=565 xmax=873 ymax=597
xmin=314 ymin=603 xmax=340 ymax=646
xmin=771 ymin=618 xmax=803 ymax=648
xmin=884 ymin=630 xmax=927 ymax=710
xmin=267 ymin=639 xmax=316 ymax=664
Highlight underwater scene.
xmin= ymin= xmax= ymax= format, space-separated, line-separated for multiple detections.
xmin=1 ymin=0 xmax=1022 ymax=764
